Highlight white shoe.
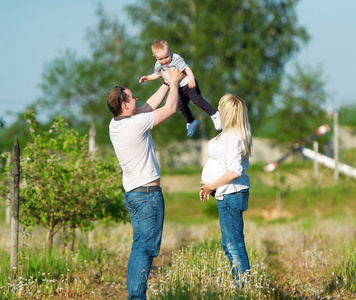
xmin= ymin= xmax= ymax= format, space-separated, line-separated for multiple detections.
xmin=186 ymin=119 xmax=200 ymax=137
xmin=211 ymin=112 xmax=222 ymax=130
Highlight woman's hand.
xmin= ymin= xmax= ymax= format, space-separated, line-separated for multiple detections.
xmin=200 ymin=181 xmax=216 ymax=202
xmin=199 ymin=189 xmax=210 ymax=202
xmin=200 ymin=181 xmax=215 ymax=194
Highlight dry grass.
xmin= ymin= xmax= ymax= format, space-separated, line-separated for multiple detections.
xmin=1 ymin=215 xmax=355 ymax=299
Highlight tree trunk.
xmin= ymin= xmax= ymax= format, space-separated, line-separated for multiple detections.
xmin=61 ymin=226 xmax=68 ymax=257
xmin=47 ymin=229 xmax=54 ymax=260
xmin=70 ymin=226 xmax=75 ymax=253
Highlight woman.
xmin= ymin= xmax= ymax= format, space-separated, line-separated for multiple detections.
xmin=200 ymin=93 xmax=252 ymax=279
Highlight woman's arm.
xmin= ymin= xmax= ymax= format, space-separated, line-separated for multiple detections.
xmin=200 ymin=170 xmax=239 ymax=195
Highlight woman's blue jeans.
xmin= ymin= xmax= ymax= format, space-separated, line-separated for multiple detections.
xmin=217 ymin=189 xmax=250 ymax=278
xmin=124 ymin=190 xmax=165 ymax=300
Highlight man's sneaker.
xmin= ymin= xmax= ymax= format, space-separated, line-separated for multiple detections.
xmin=211 ymin=112 xmax=222 ymax=130
xmin=186 ymin=119 xmax=200 ymax=137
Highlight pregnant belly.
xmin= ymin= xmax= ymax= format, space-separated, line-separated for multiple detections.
xmin=201 ymin=158 xmax=220 ymax=183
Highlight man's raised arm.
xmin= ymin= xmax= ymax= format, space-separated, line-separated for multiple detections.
xmin=153 ymin=68 xmax=184 ymax=126
xmin=137 ymin=68 xmax=184 ymax=114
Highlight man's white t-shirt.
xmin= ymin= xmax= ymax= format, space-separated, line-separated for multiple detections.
xmin=109 ymin=112 xmax=160 ymax=192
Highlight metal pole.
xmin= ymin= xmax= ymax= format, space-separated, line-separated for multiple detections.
xmin=333 ymin=111 xmax=339 ymax=183
xmin=313 ymin=141 xmax=319 ymax=181
xmin=11 ymin=137 xmax=20 ymax=270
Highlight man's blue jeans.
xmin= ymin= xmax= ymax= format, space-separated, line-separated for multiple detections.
xmin=217 ymin=189 xmax=250 ymax=278
xmin=124 ymin=189 xmax=165 ymax=300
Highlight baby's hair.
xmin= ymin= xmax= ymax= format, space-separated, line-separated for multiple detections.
xmin=151 ymin=39 xmax=170 ymax=53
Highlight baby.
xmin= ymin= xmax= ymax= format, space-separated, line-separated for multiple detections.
xmin=139 ymin=39 xmax=221 ymax=137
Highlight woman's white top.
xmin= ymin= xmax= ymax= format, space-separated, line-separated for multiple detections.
xmin=201 ymin=131 xmax=250 ymax=200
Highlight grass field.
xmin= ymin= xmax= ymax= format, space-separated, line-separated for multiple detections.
xmin=1 ymin=161 xmax=356 ymax=299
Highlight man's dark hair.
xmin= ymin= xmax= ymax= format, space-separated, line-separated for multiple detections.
xmin=107 ymin=87 xmax=128 ymax=116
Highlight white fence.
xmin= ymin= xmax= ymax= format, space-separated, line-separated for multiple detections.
xmin=159 ymin=126 xmax=356 ymax=168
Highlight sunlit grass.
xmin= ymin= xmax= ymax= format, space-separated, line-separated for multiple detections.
xmin=147 ymin=239 xmax=271 ymax=299
xmin=1 ymin=161 xmax=356 ymax=299
xmin=1 ymin=216 xmax=356 ymax=299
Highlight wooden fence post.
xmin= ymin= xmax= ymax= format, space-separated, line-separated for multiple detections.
xmin=11 ymin=137 xmax=20 ymax=271
xmin=6 ymin=154 xmax=11 ymax=225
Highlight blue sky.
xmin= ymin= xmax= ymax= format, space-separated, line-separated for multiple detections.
xmin=1 ymin=0 xmax=355 ymax=126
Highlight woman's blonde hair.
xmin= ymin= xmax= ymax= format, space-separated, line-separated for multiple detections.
xmin=219 ymin=93 xmax=252 ymax=158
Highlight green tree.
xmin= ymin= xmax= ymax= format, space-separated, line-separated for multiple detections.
xmin=35 ymin=5 xmax=139 ymax=146
xmin=340 ymin=104 xmax=356 ymax=128
xmin=1 ymin=111 xmax=127 ymax=257
xmin=272 ymin=63 xmax=329 ymax=144
xmin=126 ymin=0 xmax=309 ymax=133
xmin=1 ymin=0 xmax=310 ymax=158
xmin=0 ymin=116 xmax=6 ymax=128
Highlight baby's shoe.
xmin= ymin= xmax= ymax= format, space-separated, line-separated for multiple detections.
xmin=211 ymin=112 xmax=222 ymax=130
xmin=186 ymin=119 xmax=200 ymax=137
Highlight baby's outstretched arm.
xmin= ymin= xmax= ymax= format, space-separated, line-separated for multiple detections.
xmin=139 ymin=73 xmax=161 ymax=84
xmin=185 ymin=66 xmax=196 ymax=88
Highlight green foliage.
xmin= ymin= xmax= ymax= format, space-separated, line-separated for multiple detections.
xmin=1 ymin=110 xmax=127 ymax=255
xmin=339 ymin=104 xmax=356 ymax=127
xmin=0 ymin=112 xmax=33 ymax=153
xmin=127 ymin=0 xmax=309 ymax=133
xmin=339 ymin=250 xmax=356 ymax=293
xmin=35 ymin=5 xmax=140 ymax=147
xmin=0 ymin=242 xmax=117 ymax=298
xmin=161 ymin=165 xmax=203 ymax=175
xmin=164 ymin=192 xmax=215 ymax=224
xmin=340 ymin=148 xmax=356 ymax=167
xmin=264 ymin=63 xmax=329 ymax=144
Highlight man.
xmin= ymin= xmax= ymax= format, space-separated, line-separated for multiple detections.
xmin=107 ymin=68 xmax=184 ymax=299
